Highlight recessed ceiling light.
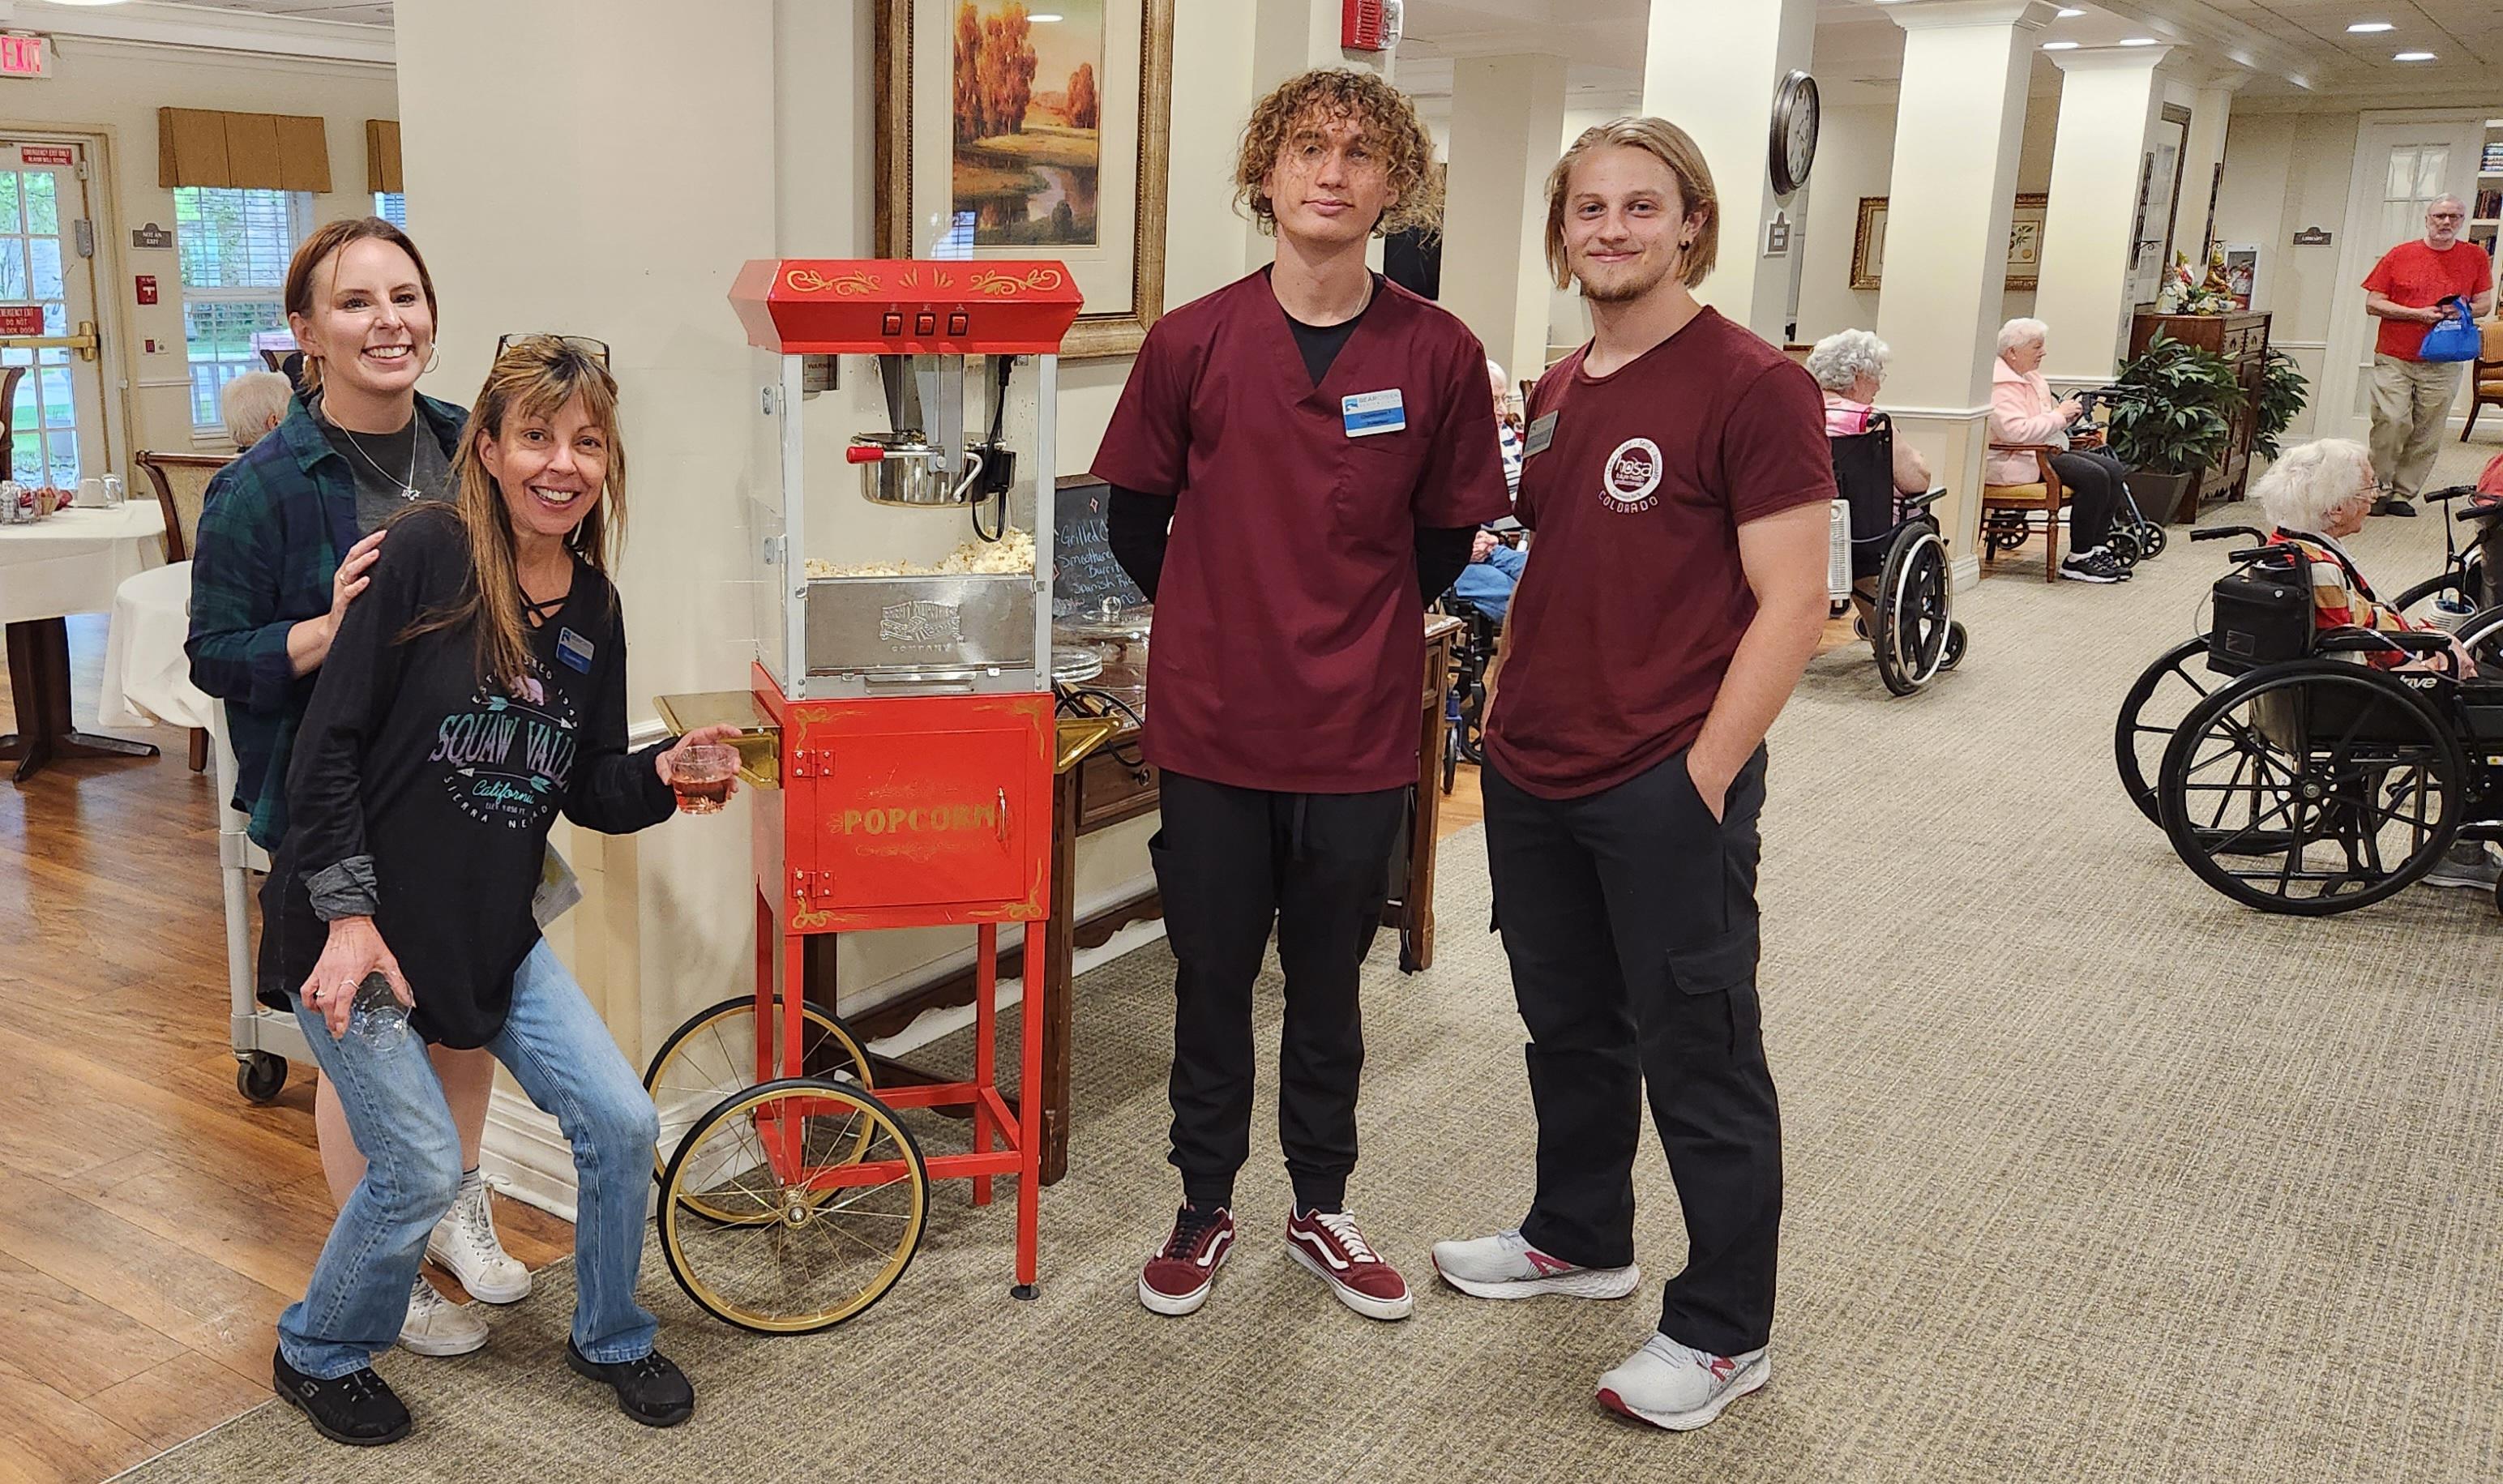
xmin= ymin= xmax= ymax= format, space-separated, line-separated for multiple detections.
xmin=2042 ymin=41 xmax=2080 ymax=50
xmin=2393 ymin=50 xmax=2435 ymax=60
xmin=32 ymin=1 xmax=133 ymax=6
xmin=2056 ymin=6 xmax=2083 ymax=15
xmin=2346 ymin=21 xmax=2394 ymax=33
xmin=2118 ymin=36 xmax=2159 ymax=45
xmin=1030 ymin=11 xmax=1064 ymax=19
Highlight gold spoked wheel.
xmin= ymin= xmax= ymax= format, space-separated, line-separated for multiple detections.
xmin=644 ymin=994 xmax=873 ymax=1220
xmin=659 ymin=1078 xmax=928 ymax=1334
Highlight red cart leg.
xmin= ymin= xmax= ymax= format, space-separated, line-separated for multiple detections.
xmin=755 ymin=892 xmax=776 ymax=1084
xmin=971 ymin=922 xmax=997 ymax=1208
xmin=1012 ymin=913 xmax=1045 ymax=1298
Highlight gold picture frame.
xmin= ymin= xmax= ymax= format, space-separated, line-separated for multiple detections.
xmin=875 ymin=0 xmax=1174 ymax=360
xmin=1851 ymin=193 xmax=2050 ymax=293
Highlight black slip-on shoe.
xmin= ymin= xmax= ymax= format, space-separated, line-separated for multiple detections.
xmin=567 ymin=1339 xmax=695 ymax=1427
xmin=273 ymin=1348 xmax=411 ymax=1447
xmin=2372 ymin=495 xmax=2420 ymax=517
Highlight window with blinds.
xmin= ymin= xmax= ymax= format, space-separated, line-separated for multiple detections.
xmin=175 ymin=186 xmax=307 ymax=430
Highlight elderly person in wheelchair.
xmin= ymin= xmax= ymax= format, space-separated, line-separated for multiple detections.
xmin=2250 ymin=437 xmax=2495 ymax=891
xmin=1804 ymin=328 xmax=1965 ymax=695
xmin=1989 ymin=317 xmax=2133 ymax=584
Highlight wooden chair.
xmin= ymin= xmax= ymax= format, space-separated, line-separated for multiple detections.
xmin=134 ymin=449 xmax=236 ymax=772
xmin=1981 ymin=443 xmax=2069 ymax=584
xmin=2462 ymin=319 xmax=2503 ymax=443
xmin=0 ymin=364 xmax=24 ymax=480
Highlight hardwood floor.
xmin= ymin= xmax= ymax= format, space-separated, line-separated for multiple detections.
xmin=0 ymin=617 xmax=571 ymax=1484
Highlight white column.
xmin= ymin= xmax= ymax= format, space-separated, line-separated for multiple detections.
xmin=1443 ymin=53 xmax=1568 ymax=384
xmin=395 ymin=1 xmax=778 ymax=1097
xmin=1243 ymin=0 xmax=1394 ymax=265
xmin=1639 ymin=0 xmax=1816 ymax=340
xmin=2032 ymin=46 xmax=2172 ymax=387
xmin=1871 ymin=0 xmax=2055 ymax=573
xmin=2169 ymin=76 xmax=2243 ymax=270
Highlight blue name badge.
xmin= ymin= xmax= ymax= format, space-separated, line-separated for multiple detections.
xmin=1341 ymin=388 xmax=1406 ymax=438
xmin=556 ymin=627 xmax=594 ymax=674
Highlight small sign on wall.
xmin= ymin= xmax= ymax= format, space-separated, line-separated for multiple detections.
xmin=1764 ymin=212 xmax=1793 ymax=258
xmin=2292 ymin=226 xmax=2333 ymax=246
xmin=19 ymin=144 xmax=71 ymax=167
xmin=135 ymin=274 xmax=157 ymax=306
xmin=0 ymin=34 xmax=49 ymax=79
xmin=0 ymin=304 xmax=45 ymax=336
xmin=130 ymin=222 xmax=173 ymax=250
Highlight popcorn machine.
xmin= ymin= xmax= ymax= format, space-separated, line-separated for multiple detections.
xmin=648 ymin=260 xmax=1079 ymax=1332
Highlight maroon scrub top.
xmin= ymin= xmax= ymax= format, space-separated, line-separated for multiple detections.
xmin=1483 ymin=307 xmax=1834 ymax=801
xmin=1092 ymin=270 xmax=1512 ymax=793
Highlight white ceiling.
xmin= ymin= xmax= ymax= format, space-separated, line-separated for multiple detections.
xmin=1395 ymin=0 xmax=2503 ymax=114
xmin=32 ymin=0 xmax=396 ymax=26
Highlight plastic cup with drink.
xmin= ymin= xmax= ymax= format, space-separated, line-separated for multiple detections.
xmin=670 ymin=742 xmax=740 ymax=815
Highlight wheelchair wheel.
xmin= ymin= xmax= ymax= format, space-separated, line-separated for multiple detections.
xmin=1872 ymin=527 xmax=1953 ymax=696
xmin=1456 ymin=678 xmax=1487 ymax=765
xmin=645 ymin=994 xmax=873 ymax=1217
xmin=2105 ymin=526 xmax=2141 ymax=570
xmin=2115 ymin=637 xmax=2218 ymax=827
xmin=659 ymin=1077 xmax=928 ymax=1334
xmin=2156 ymin=664 xmax=2462 ymax=915
xmin=1941 ymin=621 xmax=1968 ymax=671
xmin=2454 ymin=605 xmax=2503 ymax=672
xmin=2133 ymin=521 xmax=2168 ymax=562
xmin=1440 ymin=723 xmax=1459 ymax=793
xmin=1983 ymin=511 xmax=2032 ymax=555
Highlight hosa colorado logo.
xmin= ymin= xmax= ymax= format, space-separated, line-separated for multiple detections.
xmin=1601 ymin=438 xmax=1663 ymax=512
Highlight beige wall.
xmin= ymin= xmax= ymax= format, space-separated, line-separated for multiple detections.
xmin=2211 ymin=111 xmax=2358 ymax=441
xmin=0 ymin=36 xmax=396 ymax=464
xmin=1792 ymin=89 xmax=2060 ymax=354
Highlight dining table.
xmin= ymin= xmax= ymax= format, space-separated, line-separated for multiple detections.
xmin=0 ymin=502 xmax=170 ymax=782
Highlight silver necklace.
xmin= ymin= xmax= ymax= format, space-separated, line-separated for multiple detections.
xmin=336 ymin=419 xmax=420 ymax=502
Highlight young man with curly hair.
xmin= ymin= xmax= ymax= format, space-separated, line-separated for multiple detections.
xmin=1093 ymin=68 xmax=1511 ymax=1322
xmin=1430 ymin=118 xmax=1831 ymax=1433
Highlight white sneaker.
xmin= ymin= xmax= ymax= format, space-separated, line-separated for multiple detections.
xmin=2421 ymin=841 xmax=2500 ymax=891
xmin=1431 ymin=1228 xmax=1641 ymax=1300
xmin=426 ymin=1172 xmax=533 ymax=1303
xmin=1595 ymin=1333 xmax=1769 ymax=1432
xmin=397 ymin=1275 xmax=489 ymax=1358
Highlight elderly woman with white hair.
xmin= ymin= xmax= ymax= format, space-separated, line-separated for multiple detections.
xmin=1987 ymin=317 xmax=2131 ymax=584
xmin=2253 ymin=437 xmax=2493 ymax=887
xmin=1807 ymin=329 xmax=1930 ymax=496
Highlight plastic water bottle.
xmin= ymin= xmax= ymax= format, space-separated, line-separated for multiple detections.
xmin=348 ymin=973 xmax=412 ymax=1048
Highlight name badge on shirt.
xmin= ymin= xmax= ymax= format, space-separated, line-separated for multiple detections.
xmin=1524 ymin=412 xmax=1560 ymax=458
xmin=1341 ymin=388 xmax=1406 ymax=438
xmin=556 ymin=627 xmax=594 ymax=674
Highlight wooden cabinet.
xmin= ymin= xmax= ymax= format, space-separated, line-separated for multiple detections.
xmin=2128 ymin=311 xmax=2271 ymax=513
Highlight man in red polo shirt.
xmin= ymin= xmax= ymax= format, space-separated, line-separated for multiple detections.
xmin=2361 ymin=195 xmax=2494 ymax=516
xmin=1092 ymin=67 xmax=1509 ymax=1323
xmin=1428 ymin=118 xmax=1831 ymax=1433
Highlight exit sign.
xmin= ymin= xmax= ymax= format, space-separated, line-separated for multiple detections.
xmin=0 ymin=35 xmax=48 ymax=79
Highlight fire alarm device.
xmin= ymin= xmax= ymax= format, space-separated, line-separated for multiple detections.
xmin=135 ymin=274 xmax=157 ymax=305
xmin=1342 ymin=0 xmax=1402 ymax=53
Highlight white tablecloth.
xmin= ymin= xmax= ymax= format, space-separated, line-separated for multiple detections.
xmin=98 ymin=559 xmax=212 ymax=729
xmin=0 ymin=503 xmax=169 ymax=626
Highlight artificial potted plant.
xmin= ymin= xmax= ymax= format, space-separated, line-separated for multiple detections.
xmin=2249 ymin=346 xmax=2310 ymax=463
xmin=2105 ymin=330 xmax=2242 ymax=523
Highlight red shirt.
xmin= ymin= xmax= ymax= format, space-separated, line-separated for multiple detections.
xmin=1091 ymin=271 xmax=1511 ymax=793
xmin=1483 ymin=308 xmax=1834 ymax=801
xmin=2362 ymin=239 xmax=2492 ymax=360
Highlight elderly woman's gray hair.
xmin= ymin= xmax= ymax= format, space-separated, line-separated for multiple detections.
xmin=219 ymin=370 xmax=293 ymax=450
xmin=2253 ymin=438 xmax=2375 ymax=532
xmin=1995 ymin=318 xmax=2048 ymax=361
xmin=1805 ymin=329 xmax=1889 ymax=394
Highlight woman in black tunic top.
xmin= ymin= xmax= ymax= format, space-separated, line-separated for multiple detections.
xmin=267 ymin=336 xmax=738 ymax=1446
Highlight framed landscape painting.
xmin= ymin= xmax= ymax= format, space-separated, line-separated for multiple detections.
xmin=878 ymin=0 xmax=1174 ymax=358
xmin=1851 ymin=193 xmax=2050 ymax=293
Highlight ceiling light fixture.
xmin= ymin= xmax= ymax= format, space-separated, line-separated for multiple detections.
xmin=2056 ymin=6 xmax=2084 ymax=15
xmin=1030 ymin=11 xmax=1064 ymax=19
xmin=2042 ymin=41 xmax=2081 ymax=50
xmin=2346 ymin=21 xmax=2394 ymax=33
xmin=2118 ymin=36 xmax=2159 ymax=45
xmin=34 ymin=1 xmax=134 ymax=6
xmin=2393 ymin=50 xmax=2435 ymax=60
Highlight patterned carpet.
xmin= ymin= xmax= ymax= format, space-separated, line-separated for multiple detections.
xmin=121 ymin=440 xmax=2503 ymax=1483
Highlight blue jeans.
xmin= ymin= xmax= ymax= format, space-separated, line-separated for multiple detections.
xmin=276 ymin=939 xmax=663 ymax=1379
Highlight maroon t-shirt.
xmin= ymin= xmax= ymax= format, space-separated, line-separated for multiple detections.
xmin=1483 ymin=308 xmax=1834 ymax=800
xmin=1091 ymin=270 xmax=1512 ymax=793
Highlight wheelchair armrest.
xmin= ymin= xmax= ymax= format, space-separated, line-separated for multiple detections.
xmin=1901 ymin=488 xmax=1948 ymax=513
xmin=2316 ymin=628 xmax=2458 ymax=661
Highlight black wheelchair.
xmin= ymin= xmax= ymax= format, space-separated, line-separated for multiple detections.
xmin=1437 ymin=586 xmax=1505 ymax=793
xmin=2116 ymin=487 xmax=2503 ymax=828
xmin=2137 ymin=523 xmax=2503 ymax=916
xmin=1829 ymin=410 xmax=1967 ymax=695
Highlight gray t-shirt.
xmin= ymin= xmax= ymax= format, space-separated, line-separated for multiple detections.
xmin=314 ymin=392 xmax=455 ymax=535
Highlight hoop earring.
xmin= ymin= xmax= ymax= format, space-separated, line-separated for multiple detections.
xmin=424 ymin=345 xmax=441 ymax=375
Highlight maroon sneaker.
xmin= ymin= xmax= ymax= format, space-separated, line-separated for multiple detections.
xmin=1286 ymin=1208 xmax=1414 ymax=1320
xmin=1138 ymin=1204 xmax=1235 ymax=1316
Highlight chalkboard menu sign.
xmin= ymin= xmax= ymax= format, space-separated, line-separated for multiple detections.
xmin=1050 ymin=474 xmax=1146 ymax=620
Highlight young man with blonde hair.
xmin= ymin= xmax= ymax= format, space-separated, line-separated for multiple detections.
xmin=1093 ymin=68 xmax=1511 ymax=1321
xmin=1431 ymin=117 xmax=1833 ymax=1431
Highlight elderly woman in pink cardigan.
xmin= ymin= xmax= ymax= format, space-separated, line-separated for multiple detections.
xmin=1987 ymin=317 xmax=2131 ymax=584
